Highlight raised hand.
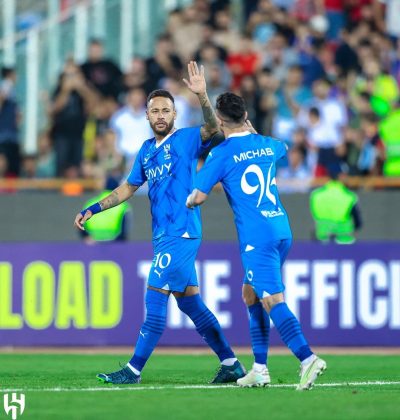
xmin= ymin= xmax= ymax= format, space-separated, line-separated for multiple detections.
xmin=183 ymin=61 xmax=206 ymax=95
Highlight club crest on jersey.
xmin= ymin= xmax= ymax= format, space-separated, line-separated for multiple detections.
xmin=163 ymin=144 xmax=171 ymax=160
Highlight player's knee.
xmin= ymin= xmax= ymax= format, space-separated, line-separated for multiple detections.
xmin=242 ymin=285 xmax=258 ymax=306
xmin=261 ymin=293 xmax=284 ymax=313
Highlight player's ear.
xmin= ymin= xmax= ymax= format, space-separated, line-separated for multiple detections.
xmin=173 ymin=108 xmax=177 ymax=120
xmin=217 ymin=116 xmax=223 ymax=128
xmin=146 ymin=110 xmax=149 ymax=120
xmin=244 ymin=111 xmax=248 ymax=121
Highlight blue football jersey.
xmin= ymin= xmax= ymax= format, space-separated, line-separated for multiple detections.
xmin=195 ymin=132 xmax=292 ymax=251
xmin=128 ymin=126 xmax=205 ymax=240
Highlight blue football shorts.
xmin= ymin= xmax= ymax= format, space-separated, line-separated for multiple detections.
xmin=147 ymin=235 xmax=201 ymax=292
xmin=241 ymin=238 xmax=292 ymax=298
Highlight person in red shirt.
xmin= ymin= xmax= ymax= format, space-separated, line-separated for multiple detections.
xmin=226 ymin=35 xmax=261 ymax=90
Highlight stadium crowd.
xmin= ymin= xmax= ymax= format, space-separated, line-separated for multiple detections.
xmin=1 ymin=0 xmax=400 ymax=191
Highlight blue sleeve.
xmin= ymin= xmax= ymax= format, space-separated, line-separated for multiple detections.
xmin=195 ymin=148 xmax=226 ymax=194
xmin=127 ymin=143 xmax=146 ymax=186
xmin=275 ymin=139 xmax=288 ymax=161
xmin=177 ymin=126 xmax=207 ymax=158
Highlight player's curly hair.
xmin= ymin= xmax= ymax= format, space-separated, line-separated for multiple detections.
xmin=216 ymin=92 xmax=246 ymax=125
xmin=147 ymin=89 xmax=175 ymax=106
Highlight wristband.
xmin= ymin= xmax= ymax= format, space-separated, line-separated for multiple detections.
xmin=81 ymin=202 xmax=102 ymax=217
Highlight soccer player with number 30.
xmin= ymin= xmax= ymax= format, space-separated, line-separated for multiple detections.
xmin=74 ymin=62 xmax=245 ymax=385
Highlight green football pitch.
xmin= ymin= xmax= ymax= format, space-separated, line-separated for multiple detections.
xmin=0 ymin=353 xmax=399 ymax=420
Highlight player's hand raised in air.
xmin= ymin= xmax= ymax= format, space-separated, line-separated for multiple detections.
xmin=74 ymin=210 xmax=93 ymax=231
xmin=183 ymin=61 xmax=206 ymax=95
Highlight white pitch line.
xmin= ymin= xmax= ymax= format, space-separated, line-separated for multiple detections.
xmin=1 ymin=381 xmax=400 ymax=393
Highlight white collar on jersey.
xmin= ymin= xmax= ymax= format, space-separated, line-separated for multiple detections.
xmin=155 ymin=128 xmax=177 ymax=148
xmin=226 ymin=130 xmax=252 ymax=139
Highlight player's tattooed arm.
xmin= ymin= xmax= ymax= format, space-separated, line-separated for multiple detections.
xmin=198 ymin=92 xmax=219 ymax=142
xmin=74 ymin=182 xmax=138 ymax=231
xmin=99 ymin=182 xmax=138 ymax=211
xmin=183 ymin=60 xmax=219 ymax=142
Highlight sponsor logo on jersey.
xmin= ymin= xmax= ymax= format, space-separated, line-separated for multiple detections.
xmin=145 ymin=163 xmax=172 ymax=180
xmin=261 ymin=208 xmax=284 ymax=218
xmin=233 ymin=147 xmax=274 ymax=163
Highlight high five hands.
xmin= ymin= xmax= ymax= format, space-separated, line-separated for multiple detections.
xmin=183 ymin=61 xmax=206 ymax=96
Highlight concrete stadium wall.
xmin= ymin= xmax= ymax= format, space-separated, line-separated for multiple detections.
xmin=0 ymin=190 xmax=400 ymax=241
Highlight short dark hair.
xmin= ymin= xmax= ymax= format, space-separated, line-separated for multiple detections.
xmin=309 ymin=107 xmax=320 ymax=118
xmin=1 ymin=67 xmax=15 ymax=78
xmin=89 ymin=38 xmax=103 ymax=46
xmin=146 ymin=89 xmax=175 ymax=106
xmin=216 ymin=92 xmax=246 ymax=124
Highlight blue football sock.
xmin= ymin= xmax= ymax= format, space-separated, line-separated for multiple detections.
xmin=129 ymin=289 xmax=169 ymax=372
xmin=248 ymin=302 xmax=270 ymax=365
xmin=269 ymin=302 xmax=313 ymax=362
xmin=176 ymin=294 xmax=235 ymax=362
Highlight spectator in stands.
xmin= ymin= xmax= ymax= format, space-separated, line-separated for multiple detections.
xmin=145 ymin=34 xmax=183 ymax=92
xmin=124 ymin=57 xmax=153 ymax=94
xmin=322 ymin=0 xmax=346 ymax=41
xmin=343 ymin=127 xmax=363 ymax=175
xmin=357 ymin=114 xmax=385 ymax=175
xmin=49 ymin=59 xmax=97 ymax=176
xmin=334 ymin=27 xmax=360 ymax=76
xmin=206 ymin=64 xmax=229 ymax=107
xmin=354 ymin=59 xmax=399 ymax=118
xmin=390 ymin=38 xmax=400 ymax=86
xmin=263 ymin=32 xmax=299 ymax=82
xmin=226 ymin=35 xmax=261 ymax=90
xmin=196 ymin=42 xmax=231 ymax=88
xmin=278 ymin=145 xmax=311 ymax=192
xmin=0 ymin=67 xmax=20 ymax=176
xmin=300 ymin=38 xmax=327 ymax=87
xmin=0 ymin=151 xmax=8 ymax=179
xmin=81 ymin=38 xmax=123 ymax=100
xmin=194 ymin=24 xmax=228 ymax=62
xmin=298 ymin=78 xmax=347 ymax=176
xmin=254 ymin=66 xmax=280 ymax=133
xmin=246 ymin=0 xmax=277 ymax=45
xmin=36 ymin=132 xmax=56 ymax=178
xmin=20 ymin=154 xmax=37 ymax=178
xmin=109 ymin=87 xmax=152 ymax=174
xmin=239 ymin=75 xmax=260 ymax=126
xmin=170 ymin=5 xmax=205 ymax=62
xmin=212 ymin=9 xmax=242 ymax=53
xmin=273 ymin=65 xmax=312 ymax=141
xmin=93 ymin=129 xmax=125 ymax=180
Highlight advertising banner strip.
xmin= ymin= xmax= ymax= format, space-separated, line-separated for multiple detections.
xmin=0 ymin=242 xmax=399 ymax=346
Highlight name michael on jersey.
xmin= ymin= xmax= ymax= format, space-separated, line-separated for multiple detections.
xmin=233 ymin=147 xmax=274 ymax=163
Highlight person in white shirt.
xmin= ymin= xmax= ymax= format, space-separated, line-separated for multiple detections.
xmin=109 ymin=87 xmax=153 ymax=175
xmin=297 ymin=78 xmax=347 ymax=176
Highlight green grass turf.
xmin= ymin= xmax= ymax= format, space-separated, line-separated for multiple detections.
xmin=0 ymin=354 xmax=399 ymax=420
